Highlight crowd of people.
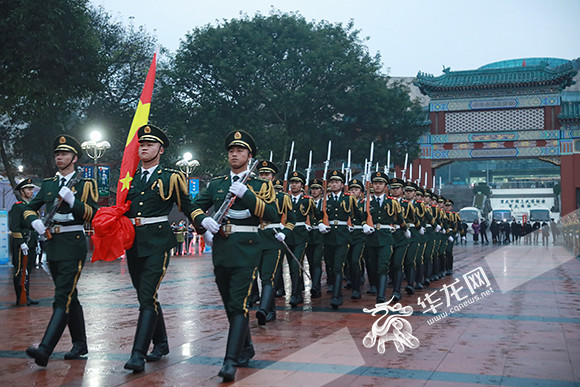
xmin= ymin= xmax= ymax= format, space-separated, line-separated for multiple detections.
xmin=459 ymin=217 xmax=563 ymax=246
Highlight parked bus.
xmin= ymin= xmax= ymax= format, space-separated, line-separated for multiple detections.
xmin=458 ymin=207 xmax=482 ymax=233
xmin=490 ymin=208 xmax=513 ymax=223
xmin=529 ymin=208 xmax=551 ymax=223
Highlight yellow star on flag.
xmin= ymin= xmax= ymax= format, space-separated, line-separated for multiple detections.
xmin=119 ymin=171 xmax=133 ymax=191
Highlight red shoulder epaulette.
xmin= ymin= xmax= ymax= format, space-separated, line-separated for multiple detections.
xmin=344 ymin=192 xmax=352 ymax=196
xmin=15 ymin=201 xmax=23 ymax=204
xmin=303 ymin=195 xmax=311 ymax=199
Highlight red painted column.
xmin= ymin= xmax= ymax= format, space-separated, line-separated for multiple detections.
xmin=560 ymin=154 xmax=580 ymax=215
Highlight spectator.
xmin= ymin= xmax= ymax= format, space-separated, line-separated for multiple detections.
xmin=532 ymin=221 xmax=541 ymax=244
xmin=490 ymin=221 xmax=500 ymax=244
xmin=480 ymin=219 xmax=489 ymax=244
xmin=471 ymin=220 xmax=480 ymax=244
xmin=550 ymin=219 xmax=559 ymax=244
xmin=541 ymin=222 xmax=550 ymax=245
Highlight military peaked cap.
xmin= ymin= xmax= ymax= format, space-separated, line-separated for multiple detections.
xmin=329 ymin=170 xmax=345 ymax=182
xmin=289 ymin=171 xmax=306 ymax=184
xmin=309 ymin=178 xmax=323 ymax=188
xmin=138 ymin=124 xmax=170 ymax=148
xmin=371 ymin=171 xmax=388 ymax=183
xmin=348 ymin=179 xmax=363 ymax=190
xmin=15 ymin=178 xmax=35 ymax=191
xmin=225 ymin=130 xmax=257 ymax=155
xmin=54 ymin=134 xmax=83 ymax=156
xmin=258 ymin=160 xmax=278 ymax=174
xmin=388 ymin=177 xmax=405 ymax=188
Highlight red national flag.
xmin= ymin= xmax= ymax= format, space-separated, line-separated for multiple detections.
xmin=117 ymin=53 xmax=157 ymax=204
xmin=91 ymin=53 xmax=157 ymax=262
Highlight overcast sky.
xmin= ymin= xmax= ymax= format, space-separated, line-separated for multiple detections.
xmin=92 ymin=0 xmax=580 ymax=77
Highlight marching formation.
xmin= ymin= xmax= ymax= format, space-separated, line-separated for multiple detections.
xmin=9 ymin=128 xmax=462 ymax=382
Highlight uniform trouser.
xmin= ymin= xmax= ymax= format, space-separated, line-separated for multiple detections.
xmin=127 ymin=251 xmax=170 ymax=313
xmin=445 ymin=237 xmax=454 ymax=271
xmin=12 ymin=242 xmax=38 ymax=300
xmin=348 ymin=240 xmax=365 ymax=291
xmin=287 ymin=242 xmax=308 ymax=282
xmin=305 ymin=242 xmax=323 ymax=292
xmin=369 ymin=244 xmax=394 ymax=276
xmin=437 ymin=237 xmax=447 ymax=274
xmin=214 ymin=265 xmax=258 ymax=318
xmin=259 ymin=248 xmax=283 ymax=288
xmin=391 ymin=244 xmax=408 ymax=274
xmin=323 ymin=244 xmax=350 ymax=277
xmin=403 ymin=237 xmax=421 ymax=278
xmin=423 ymin=235 xmax=436 ymax=278
xmin=323 ymin=247 xmax=334 ymax=285
xmin=48 ymin=259 xmax=85 ymax=313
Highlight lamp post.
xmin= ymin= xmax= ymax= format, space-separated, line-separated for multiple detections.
xmin=81 ymin=130 xmax=111 ymax=185
xmin=176 ymin=152 xmax=199 ymax=177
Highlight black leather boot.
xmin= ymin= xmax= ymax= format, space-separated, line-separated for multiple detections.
xmin=13 ymin=276 xmax=23 ymax=306
xmin=404 ymin=266 xmax=415 ymax=295
xmin=423 ymin=260 xmax=431 ymax=286
xmin=330 ymin=274 xmax=343 ymax=309
xmin=248 ymin=278 xmax=260 ymax=307
xmin=376 ymin=274 xmax=388 ymax=304
xmin=310 ymin=267 xmax=322 ymax=298
xmin=26 ymin=308 xmax=69 ymax=366
xmin=146 ymin=307 xmax=169 ymax=362
xmin=124 ymin=309 xmax=158 ymax=372
xmin=256 ymin=284 xmax=274 ymax=325
xmin=351 ymin=263 xmax=361 ymax=299
xmin=24 ymin=273 xmax=39 ymax=305
xmin=392 ymin=270 xmax=403 ymax=302
xmin=266 ymin=286 xmax=277 ymax=322
xmin=289 ymin=273 xmax=303 ymax=308
xmin=415 ymin=263 xmax=424 ymax=290
xmin=64 ymin=304 xmax=88 ymax=359
xmin=236 ymin=321 xmax=254 ymax=367
xmin=218 ymin=314 xmax=248 ymax=381
xmin=274 ymin=265 xmax=285 ymax=297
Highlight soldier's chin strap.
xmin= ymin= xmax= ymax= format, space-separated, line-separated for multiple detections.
xmin=142 ymin=145 xmax=164 ymax=164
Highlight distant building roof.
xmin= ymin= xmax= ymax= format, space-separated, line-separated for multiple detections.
xmin=415 ymin=57 xmax=579 ymax=96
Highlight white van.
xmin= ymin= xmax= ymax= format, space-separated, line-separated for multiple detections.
xmin=490 ymin=208 xmax=512 ymax=223
xmin=529 ymin=208 xmax=551 ymax=223
xmin=458 ymin=207 xmax=483 ymax=233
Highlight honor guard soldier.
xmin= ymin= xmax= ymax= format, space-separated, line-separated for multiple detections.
xmin=434 ymin=196 xmax=450 ymax=280
xmin=402 ymin=182 xmax=425 ymax=295
xmin=305 ymin=178 xmax=324 ymax=298
xmin=123 ymin=124 xmax=200 ymax=372
xmin=444 ymin=198 xmax=459 ymax=275
xmin=319 ymin=170 xmax=363 ymax=309
xmin=347 ymin=179 xmax=366 ymax=299
xmin=191 ymin=130 xmax=277 ymax=382
xmin=422 ymin=190 xmax=441 ymax=285
xmin=9 ymin=178 xmax=39 ymax=305
xmin=363 ymin=172 xmax=408 ymax=304
xmin=412 ymin=187 xmax=434 ymax=289
xmin=256 ymin=160 xmax=295 ymax=324
xmin=286 ymin=170 xmax=319 ymax=308
xmin=386 ymin=177 xmax=413 ymax=302
xmin=25 ymin=135 xmax=98 ymax=367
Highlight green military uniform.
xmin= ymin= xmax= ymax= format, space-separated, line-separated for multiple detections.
xmin=411 ymin=187 xmax=434 ymax=289
xmin=123 ymin=125 xmax=200 ymax=372
xmin=305 ymin=178 xmax=324 ymax=298
xmin=433 ymin=196 xmax=450 ymax=281
xmin=444 ymin=198 xmax=459 ymax=275
xmin=25 ymin=134 xmax=98 ymax=367
xmin=255 ymin=162 xmax=294 ymax=325
xmin=286 ymin=171 xmax=320 ymax=308
xmin=365 ymin=173 xmax=407 ymax=303
xmin=321 ymin=170 xmax=363 ymax=309
xmin=402 ymin=182 xmax=423 ymax=295
xmin=346 ymin=179 xmax=366 ymax=299
xmin=422 ymin=190 xmax=440 ymax=284
xmin=191 ymin=130 xmax=278 ymax=381
xmin=9 ymin=178 xmax=39 ymax=305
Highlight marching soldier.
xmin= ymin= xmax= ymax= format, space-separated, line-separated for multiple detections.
xmin=191 ymin=130 xmax=277 ymax=382
xmin=444 ymin=198 xmax=459 ymax=275
xmin=286 ymin=171 xmax=319 ymax=308
xmin=433 ymin=196 xmax=450 ymax=280
xmin=9 ymin=178 xmax=39 ymax=306
xmin=25 ymin=135 xmax=98 ymax=367
xmin=256 ymin=160 xmax=294 ymax=324
xmin=402 ymin=182 xmax=425 ymax=295
xmin=363 ymin=172 xmax=408 ymax=304
xmin=347 ymin=178 xmax=366 ymax=299
xmin=422 ymin=190 xmax=441 ymax=284
xmin=123 ymin=125 xmax=200 ymax=372
xmin=319 ymin=170 xmax=363 ymax=309
xmin=412 ymin=187 xmax=434 ymax=289
xmin=305 ymin=178 xmax=325 ymax=298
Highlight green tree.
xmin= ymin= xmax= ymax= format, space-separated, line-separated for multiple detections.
xmin=167 ymin=10 xmax=424 ymax=174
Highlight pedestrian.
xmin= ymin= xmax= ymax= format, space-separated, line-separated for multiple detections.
xmin=9 ymin=178 xmax=40 ymax=306
xmin=25 ymin=135 xmax=98 ymax=367
xmin=541 ymin=222 xmax=550 ymax=245
xmin=123 ymin=125 xmax=199 ymax=372
xmin=191 ymin=130 xmax=277 ymax=381
xmin=480 ymin=219 xmax=489 ymax=244
xmin=471 ymin=219 xmax=480 ymax=244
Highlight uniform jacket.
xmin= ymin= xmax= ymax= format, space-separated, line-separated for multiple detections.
xmin=287 ymin=193 xmax=320 ymax=246
xmin=366 ymin=195 xmax=406 ymax=247
xmin=323 ymin=192 xmax=363 ymax=246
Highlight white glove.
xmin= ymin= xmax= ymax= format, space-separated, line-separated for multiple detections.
xmin=363 ymin=224 xmax=375 ymax=235
xmin=201 ymin=217 xmax=220 ymax=234
xmin=31 ymin=219 xmax=47 ymax=235
xmin=20 ymin=243 xmax=29 ymax=256
xmin=318 ymin=223 xmax=330 ymax=234
xmin=405 ymin=229 xmax=412 ymax=239
xmin=462 ymin=236 xmax=467 ymax=242
xmin=229 ymin=182 xmax=248 ymax=198
xmin=419 ymin=227 xmax=425 ymax=235
xmin=348 ymin=226 xmax=354 ymax=232
xmin=448 ymin=236 xmax=454 ymax=242
xmin=203 ymin=231 xmax=213 ymax=247
xmin=305 ymin=224 xmax=313 ymax=231
xmin=275 ymin=232 xmax=286 ymax=242
xmin=59 ymin=186 xmax=75 ymax=207
xmin=435 ymin=224 xmax=442 ymax=232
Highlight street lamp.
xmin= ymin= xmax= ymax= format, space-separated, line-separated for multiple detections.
xmin=81 ymin=130 xmax=111 ymax=181
xmin=176 ymin=152 xmax=199 ymax=177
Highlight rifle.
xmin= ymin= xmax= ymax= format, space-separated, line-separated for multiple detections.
xmin=365 ymin=143 xmax=374 ymax=228
xmin=273 ymin=228 xmax=311 ymax=280
xmin=345 ymin=149 xmax=351 ymax=192
xmin=213 ymin=159 xmax=259 ymax=236
xmin=18 ymin=243 xmax=28 ymax=305
xmin=283 ymin=141 xmax=295 ymax=192
xmin=402 ymin=153 xmax=408 ymax=181
xmin=321 ymin=140 xmax=331 ymax=226
xmin=304 ymin=150 xmax=312 ymax=193
xmin=43 ymin=166 xmax=84 ymax=240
